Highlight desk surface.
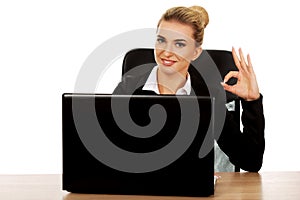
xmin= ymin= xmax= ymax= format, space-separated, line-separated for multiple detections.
xmin=0 ymin=172 xmax=299 ymax=200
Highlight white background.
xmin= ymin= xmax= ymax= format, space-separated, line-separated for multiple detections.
xmin=0 ymin=0 xmax=299 ymax=174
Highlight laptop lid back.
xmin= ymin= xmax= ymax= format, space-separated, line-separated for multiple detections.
xmin=63 ymin=94 xmax=215 ymax=197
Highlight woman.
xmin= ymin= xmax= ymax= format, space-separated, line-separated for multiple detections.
xmin=114 ymin=6 xmax=265 ymax=172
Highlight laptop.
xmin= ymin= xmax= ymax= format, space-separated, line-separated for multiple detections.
xmin=62 ymin=93 xmax=215 ymax=197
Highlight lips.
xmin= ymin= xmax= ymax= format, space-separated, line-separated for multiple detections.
xmin=161 ymin=58 xmax=176 ymax=66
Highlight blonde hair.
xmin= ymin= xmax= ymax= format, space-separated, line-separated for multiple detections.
xmin=157 ymin=6 xmax=209 ymax=47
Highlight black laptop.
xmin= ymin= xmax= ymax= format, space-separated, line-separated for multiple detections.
xmin=62 ymin=93 xmax=215 ymax=197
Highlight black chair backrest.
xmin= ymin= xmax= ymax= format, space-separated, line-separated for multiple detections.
xmin=122 ymin=48 xmax=239 ymax=100
xmin=123 ymin=48 xmax=237 ymax=78
xmin=122 ymin=48 xmax=240 ymax=171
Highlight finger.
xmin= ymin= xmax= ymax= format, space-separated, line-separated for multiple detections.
xmin=221 ymin=82 xmax=235 ymax=94
xmin=223 ymin=71 xmax=239 ymax=83
xmin=238 ymin=48 xmax=248 ymax=71
xmin=232 ymin=47 xmax=241 ymax=70
xmin=247 ymin=54 xmax=254 ymax=73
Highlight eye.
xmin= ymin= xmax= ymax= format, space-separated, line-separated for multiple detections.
xmin=156 ymin=37 xmax=165 ymax=44
xmin=175 ymin=42 xmax=186 ymax=48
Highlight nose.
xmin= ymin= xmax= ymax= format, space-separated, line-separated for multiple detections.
xmin=163 ymin=50 xmax=173 ymax=57
xmin=162 ymin=44 xmax=174 ymax=57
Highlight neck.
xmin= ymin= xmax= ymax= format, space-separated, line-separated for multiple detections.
xmin=157 ymin=69 xmax=187 ymax=94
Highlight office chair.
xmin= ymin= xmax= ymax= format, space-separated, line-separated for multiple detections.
xmin=121 ymin=48 xmax=240 ymax=172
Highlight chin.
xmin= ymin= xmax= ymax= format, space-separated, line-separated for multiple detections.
xmin=158 ymin=64 xmax=178 ymax=75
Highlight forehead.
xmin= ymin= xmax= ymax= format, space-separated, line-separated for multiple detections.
xmin=157 ymin=20 xmax=194 ymax=41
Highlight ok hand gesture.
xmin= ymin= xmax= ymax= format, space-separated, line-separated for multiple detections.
xmin=221 ymin=47 xmax=260 ymax=101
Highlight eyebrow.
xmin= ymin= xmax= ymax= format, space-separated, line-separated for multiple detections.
xmin=174 ymin=39 xmax=187 ymax=43
xmin=157 ymin=35 xmax=187 ymax=42
xmin=157 ymin=35 xmax=165 ymax=39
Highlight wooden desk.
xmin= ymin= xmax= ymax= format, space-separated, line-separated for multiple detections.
xmin=0 ymin=172 xmax=299 ymax=200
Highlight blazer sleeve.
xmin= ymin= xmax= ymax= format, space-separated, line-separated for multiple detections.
xmin=217 ymin=94 xmax=265 ymax=172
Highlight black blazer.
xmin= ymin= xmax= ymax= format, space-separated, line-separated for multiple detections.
xmin=113 ymin=66 xmax=265 ymax=172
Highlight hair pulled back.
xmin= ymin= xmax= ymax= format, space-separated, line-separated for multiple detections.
xmin=158 ymin=6 xmax=209 ymax=46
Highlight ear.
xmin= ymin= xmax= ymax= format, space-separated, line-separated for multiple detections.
xmin=192 ymin=47 xmax=202 ymax=61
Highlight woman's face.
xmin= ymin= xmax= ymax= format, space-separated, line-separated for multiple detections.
xmin=155 ymin=20 xmax=202 ymax=77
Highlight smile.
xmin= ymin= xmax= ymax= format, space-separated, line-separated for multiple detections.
xmin=161 ymin=58 xmax=176 ymax=66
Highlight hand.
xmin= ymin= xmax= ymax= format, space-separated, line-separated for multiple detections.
xmin=221 ymin=47 xmax=260 ymax=101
